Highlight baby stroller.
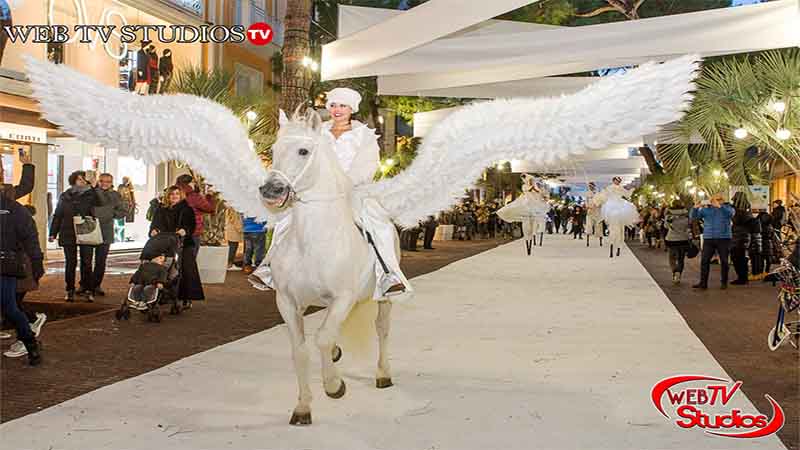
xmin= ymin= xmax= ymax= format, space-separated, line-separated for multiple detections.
xmin=115 ymin=232 xmax=182 ymax=323
xmin=767 ymin=239 xmax=800 ymax=351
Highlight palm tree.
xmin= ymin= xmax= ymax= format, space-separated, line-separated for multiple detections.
xmin=280 ymin=0 xmax=314 ymax=113
xmin=660 ymin=49 xmax=800 ymax=188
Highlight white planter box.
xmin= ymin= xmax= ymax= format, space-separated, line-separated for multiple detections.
xmin=434 ymin=224 xmax=455 ymax=241
xmin=197 ymin=245 xmax=228 ymax=284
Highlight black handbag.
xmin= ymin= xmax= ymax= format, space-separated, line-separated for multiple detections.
xmin=686 ymin=239 xmax=700 ymax=259
xmin=0 ymin=251 xmax=25 ymax=278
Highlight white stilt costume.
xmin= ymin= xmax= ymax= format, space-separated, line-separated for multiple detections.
xmin=497 ymin=174 xmax=550 ymax=255
xmin=585 ymin=182 xmax=604 ymax=247
xmin=593 ymin=177 xmax=639 ymax=258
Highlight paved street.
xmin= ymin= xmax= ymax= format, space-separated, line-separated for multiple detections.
xmin=1 ymin=236 xmax=791 ymax=450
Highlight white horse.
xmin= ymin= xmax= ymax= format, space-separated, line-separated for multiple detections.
xmin=259 ymin=110 xmax=395 ymax=425
xmin=25 ymin=54 xmax=698 ymax=426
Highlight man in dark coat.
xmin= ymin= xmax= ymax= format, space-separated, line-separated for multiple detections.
xmin=0 ymin=187 xmax=45 ymax=366
xmin=772 ymin=200 xmax=786 ymax=230
xmin=422 ymin=216 xmax=438 ymax=250
xmin=92 ymin=173 xmax=126 ymax=296
xmin=49 ymin=170 xmax=100 ymax=301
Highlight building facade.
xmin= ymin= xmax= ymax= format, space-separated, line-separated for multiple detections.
xmin=0 ymin=0 xmax=214 ymax=253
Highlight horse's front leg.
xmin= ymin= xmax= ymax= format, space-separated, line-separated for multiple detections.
xmin=375 ymin=300 xmax=393 ymax=388
xmin=276 ymin=295 xmax=313 ymax=425
xmin=316 ymin=295 xmax=353 ymax=399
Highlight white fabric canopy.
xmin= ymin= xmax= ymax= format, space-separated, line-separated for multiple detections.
xmin=326 ymin=1 xmax=800 ymax=93
xmin=321 ymin=0 xmax=543 ymax=81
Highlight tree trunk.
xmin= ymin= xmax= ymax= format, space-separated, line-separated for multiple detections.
xmin=279 ymin=0 xmax=313 ymax=114
xmin=639 ymin=146 xmax=664 ymax=175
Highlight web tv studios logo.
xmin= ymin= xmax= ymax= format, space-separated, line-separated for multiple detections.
xmin=651 ymin=375 xmax=785 ymax=439
xmin=2 ymin=22 xmax=274 ymax=46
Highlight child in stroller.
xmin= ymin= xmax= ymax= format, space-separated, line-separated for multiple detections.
xmin=115 ymin=233 xmax=182 ymax=322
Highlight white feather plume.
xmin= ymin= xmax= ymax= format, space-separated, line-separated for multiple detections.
xmin=359 ymin=55 xmax=700 ymax=228
xmin=24 ymin=56 xmax=270 ymax=220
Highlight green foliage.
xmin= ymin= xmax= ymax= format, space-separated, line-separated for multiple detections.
xmin=381 ymin=96 xmax=465 ymax=124
xmin=659 ymin=48 xmax=800 ymax=189
xmin=500 ymin=0 xmax=575 ymax=25
xmin=379 ymin=136 xmax=420 ymax=179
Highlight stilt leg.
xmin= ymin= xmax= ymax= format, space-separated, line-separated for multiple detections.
xmin=526 ymin=240 xmax=533 ymax=256
xmin=610 ymin=244 xmax=614 ymax=258
xmin=600 ymin=236 xmax=603 ymax=247
xmin=617 ymin=247 xmax=621 ymax=257
xmin=376 ymin=301 xmax=393 ymax=389
xmin=539 ymin=232 xmax=543 ymax=246
xmin=587 ymin=234 xmax=590 ymax=247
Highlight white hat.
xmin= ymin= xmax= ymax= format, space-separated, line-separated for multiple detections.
xmin=325 ymin=87 xmax=362 ymax=113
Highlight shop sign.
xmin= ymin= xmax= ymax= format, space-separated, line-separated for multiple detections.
xmin=47 ymin=0 xmax=130 ymax=60
xmin=0 ymin=124 xmax=47 ymax=143
xmin=729 ymin=185 xmax=770 ymax=210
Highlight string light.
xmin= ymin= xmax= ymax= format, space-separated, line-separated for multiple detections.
xmin=385 ymin=158 xmax=395 ymax=166
xmin=772 ymin=101 xmax=787 ymax=113
xmin=685 ymin=180 xmax=694 ymax=187
xmin=689 ymin=187 xmax=697 ymax=194
xmin=713 ymin=169 xmax=721 ymax=177
xmin=776 ymin=128 xmax=792 ymax=141
xmin=734 ymin=127 xmax=748 ymax=139
xmin=698 ymin=191 xmax=706 ymax=198
xmin=246 ymin=111 xmax=257 ymax=121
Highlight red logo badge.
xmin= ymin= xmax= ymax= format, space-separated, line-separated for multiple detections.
xmin=246 ymin=22 xmax=274 ymax=46
xmin=651 ymin=375 xmax=784 ymax=438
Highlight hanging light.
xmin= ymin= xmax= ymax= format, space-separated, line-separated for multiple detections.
xmin=378 ymin=116 xmax=385 ymax=125
xmin=734 ymin=127 xmax=748 ymax=139
xmin=776 ymin=128 xmax=792 ymax=141
xmin=712 ymin=169 xmax=721 ymax=177
xmin=385 ymin=158 xmax=395 ymax=166
xmin=772 ymin=101 xmax=787 ymax=113
xmin=246 ymin=110 xmax=258 ymax=121
xmin=302 ymin=56 xmax=312 ymax=67
xmin=689 ymin=187 xmax=697 ymax=194
xmin=698 ymin=190 xmax=706 ymax=198
xmin=685 ymin=180 xmax=694 ymax=187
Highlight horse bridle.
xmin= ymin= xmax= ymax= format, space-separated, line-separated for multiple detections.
xmin=266 ymin=136 xmax=345 ymax=208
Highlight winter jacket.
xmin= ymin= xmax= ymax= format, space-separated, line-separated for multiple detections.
xmin=50 ymin=186 xmax=100 ymax=246
xmin=243 ymin=216 xmax=267 ymax=234
xmin=130 ymin=262 xmax=168 ymax=286
xmin=772 ymin=205 xmax=786 ymax=228
xmin=665 ymin=208 xmax=691 ymax=242
xmin=732 ymin=209 xmax=754 ymax=250
xmin=0 ymin=195 xmax=43 ymax=279
xmin=758 ymin=212 xmax=780 ymax=263
xmin=691 ymin=204 xmax=735 ymax=239
xmin=13 ymin=163 xmax=34 ymax=199
xmin=180 ymin=185 xmax=215 ymax=237
xmin=149 ymin=200 xmax=196 ymax=247
xmin=93 ymin=187 xmax=126 ymax=244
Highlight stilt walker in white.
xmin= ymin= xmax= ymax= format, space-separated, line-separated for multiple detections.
xmin=593 ymin=176 xmax=640 ymax=258
xmin=497 ymin=174 xmax=549 ymax=255
xmin=585 ymin=181 xmax=604 ymax=248
xmin=25 ymin=54 xmax=698 ymax=425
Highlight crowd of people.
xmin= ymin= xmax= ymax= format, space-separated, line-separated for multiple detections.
xmin=635 ymin=193 xmax=787 ymax=288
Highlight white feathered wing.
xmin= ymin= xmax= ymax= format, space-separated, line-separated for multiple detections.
xmin=360 ymin=55 xmax=699 ymax=228
xmin=24 ymin=56 xmax=269 ymax=220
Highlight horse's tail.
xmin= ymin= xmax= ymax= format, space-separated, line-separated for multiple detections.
xmin=338 ymin=299 xmax=378 ymax=361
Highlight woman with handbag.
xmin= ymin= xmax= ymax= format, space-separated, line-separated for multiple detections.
xmin=49 ymin=170 xmax=100 ymax=302
xmin=149 ymin=185 xmax=204 ymax=309
xmin=665 ymin=199 xmax=692 ymax=285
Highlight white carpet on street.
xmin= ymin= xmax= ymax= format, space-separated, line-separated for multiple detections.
xmin=1 ymin=235 xmax=787 ymax=450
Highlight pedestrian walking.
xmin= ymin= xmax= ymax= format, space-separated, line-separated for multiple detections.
xmin=0 ymin=186 xmax=45 ymax=365
xmin=149 ymin=185 xmax=204 ymax=309
xmin=665 ymin=200 xmax=691 ymax=284
xmin=92 ymin=173 xmax=126 ymax=296
xmin=49 ymin=170 xmax=101 ymax=302
xmin=242 ymin=216 xmax=268 ymax=273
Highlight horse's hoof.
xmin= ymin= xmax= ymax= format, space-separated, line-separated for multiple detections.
xmin=290 ymin=411 xmax=312 ymax=426
xmin=326 ymin=380 xmax=346 ymax=399
xmin=332 ymin=345 xmax=343 ymax=363
xmin=376 ymin=377 xmax=394 ymax=389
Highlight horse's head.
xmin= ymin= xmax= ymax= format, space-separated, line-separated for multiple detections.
xmin=260 ymin=108 xmax=348 ymax=211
